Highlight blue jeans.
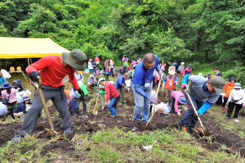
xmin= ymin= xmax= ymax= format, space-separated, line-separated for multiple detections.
xmin=179 ymin=93 xmax=204 ymax=127
xmin=108 ymin=95 xmax=120 ymax=115
xmin=132 ymin=82 xmax=152 ymax=122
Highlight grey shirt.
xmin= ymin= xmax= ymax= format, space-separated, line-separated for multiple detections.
xmin=188 ymin=75 xmax=220 ymax=104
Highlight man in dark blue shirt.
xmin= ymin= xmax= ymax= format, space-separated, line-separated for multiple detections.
xmin=115 ymin=73 xmax=129 ymax=105
xmin=131 ymin=53 xmax=162 ymax=122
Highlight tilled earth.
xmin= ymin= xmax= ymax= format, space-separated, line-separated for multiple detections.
xmin=0 ymin=91 xmax=245 ymax=158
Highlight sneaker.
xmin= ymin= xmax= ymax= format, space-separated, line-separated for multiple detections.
xmin=225 ymin=116 xmax=230 ymax=120
xmin=118 ymin=102 xmax=122 ymax=105
xmin=12 ymin=119 xmax=16 ymax=122
xmin=11 ymin=134 xmax=23 ymax=143
xmin=122 ymin=100 xmax=127 ymax=103
xmin=177 ymin=112 xmax=181 ymax=116
xmin=18 ymin=117 xmax=21 ymax=120
xmin=234 ymin=119 xmax=240 ymax=123
xmin=64 ymin=127 xmax=72 ymax=134
xmin=221 ymin=107 xmax=225 ymax=114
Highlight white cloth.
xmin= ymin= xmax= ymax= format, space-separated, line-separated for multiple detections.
xmin=0 ymin=103 xmax=7 ymax=116
xmin=88 ymin=61 xmax=93 ymax=69
xmin=1 ymin=69 xmax=11 ymax=79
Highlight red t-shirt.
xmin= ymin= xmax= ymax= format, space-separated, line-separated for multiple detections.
xmin=26 ymin=55 xmax=80 ymax=90
xmin=104 ymin=82 xmax=119 ymax=101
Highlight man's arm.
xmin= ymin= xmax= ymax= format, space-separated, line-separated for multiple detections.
xmin=134 ymin=83 xmax=150 ymax=99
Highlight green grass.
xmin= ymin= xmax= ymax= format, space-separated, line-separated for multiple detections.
xmin=1 ymin=127 xmax=243 ymax=162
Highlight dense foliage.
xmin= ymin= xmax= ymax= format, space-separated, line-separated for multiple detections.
xmin=0 ymin=0 xmax=244 ymax=80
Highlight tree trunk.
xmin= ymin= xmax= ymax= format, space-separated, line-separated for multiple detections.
xmin=205 ymin=51 xmax=208 ymax=63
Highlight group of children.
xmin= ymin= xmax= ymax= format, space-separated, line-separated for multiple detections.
xmin=0 ymin=80 xmax=31 ymax=121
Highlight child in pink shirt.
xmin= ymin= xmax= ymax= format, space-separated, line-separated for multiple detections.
xmin=1 ymin=82 xmax=17 ymax=121
xmin=170 ymin=91 xmax=187 ymax=115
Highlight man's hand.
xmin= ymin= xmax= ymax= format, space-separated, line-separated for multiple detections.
xmin=29 ymin=71 xmax=40 ymax=82
xmin=181 ymin=84 xmax=187 ymax=89
xmin=148 ymin=95 xmax=158 ymax=104
xmin=194 ymin=113 xmax=202 ymax=119
xmin=159 ymin=71 xmax=164 ymax=78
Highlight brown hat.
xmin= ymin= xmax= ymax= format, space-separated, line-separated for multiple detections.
xmin=62 ymin=49 xmax=87 ymax=71
xmin=210 ymin=76 xmax=226 ymax=93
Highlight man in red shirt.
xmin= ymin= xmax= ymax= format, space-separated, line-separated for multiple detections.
xmin=98 ymin=78 xmax=120 ymax=116
xmin=12 ymin=49 xmax=87 ymax=143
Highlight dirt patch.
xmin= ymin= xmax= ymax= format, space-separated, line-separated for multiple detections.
xmin=41 ymin=139 xmax=74 ymax=156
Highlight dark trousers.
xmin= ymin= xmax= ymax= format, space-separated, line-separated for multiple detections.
xmin=226 ymin=102 xmax=242 ymax=118
xmin=170 ymin=96 xmax=176 ymax=114
xmin=222 ymin=97 xmax=228 ymax=107
xmin=179 ymin=93 xmax=204 ymax=127
xmin=110 ymin=68 xmax=114 ymax=77
xmin=19 ymin=85 xmax=71 ymax=136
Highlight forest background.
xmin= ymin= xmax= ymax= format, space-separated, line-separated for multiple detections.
xmin=0 ymin=0 xmax=244 ymax=85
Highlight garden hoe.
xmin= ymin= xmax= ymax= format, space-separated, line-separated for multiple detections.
xmin=185 ymin=89 xmax=210 ymax=136
xmin=92 ymin=96 xmax=99 ymax=115
xmin=146 ymin=74 xmax=163 ymax=127
xmin=33 ymin=76 xmax=59 ymax=138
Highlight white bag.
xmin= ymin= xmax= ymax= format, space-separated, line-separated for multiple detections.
xmin=0 ymin=102 xmax=7 ymax=116
xmin=155 ymin=102 xmax=171 ymax=115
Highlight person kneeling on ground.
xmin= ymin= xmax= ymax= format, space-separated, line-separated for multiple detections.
xmin=13 ymin=79 xmax=25 ymax=92
xmin=179 ymin=75 xmax=225 ymax=133
xmin=87 ymin=74 xmax=97 ymax=87
xmin=13 ymin=96 xmax=31 ymax=119
xmin=98 ymin=78 xmax=120 ymax=116
xmin=225 ymin=83 xmax=245 ymax=123
xmin=11 ymin=49 xmax=87 ymax=143
xmin=170 ymin=91 xmax=187 ymax=116
xmin=1 ymin=81 xmax=17 ymax=121
xmin=115 ymin=73 xmax=129 ymax=105
xmin=68 ymin=91 xmax=82 ymax=116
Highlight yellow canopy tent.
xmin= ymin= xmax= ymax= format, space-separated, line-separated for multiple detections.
xmin=0 ymin=37 xmax=70 ymax=80
xmin=0 ymin=37 xmax=70 ymax=58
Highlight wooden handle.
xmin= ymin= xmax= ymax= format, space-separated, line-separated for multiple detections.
xmin=34 ymin=76 xmax=54 ymax=130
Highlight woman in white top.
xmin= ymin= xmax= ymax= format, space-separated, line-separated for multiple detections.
xmin=226 ymin=83 xmax=245 ymax=122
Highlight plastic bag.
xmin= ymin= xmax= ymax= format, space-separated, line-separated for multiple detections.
xmin=155 ymin=102 xmax=171 ymax=115
xmin=0 ymin=102 xmax=7 ymax=116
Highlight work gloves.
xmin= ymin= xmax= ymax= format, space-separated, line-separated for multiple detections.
xmin=104 ymin=101 xmax=108 ymax=106
xmin=181 ymin=84 xmax=187 ymax=89
xmin=159 ymin=71 xmax=164 ymax=78
xmin=148 ymin=95 xmax=158 ymax=104
xmin=194 ymin=113 xmax=202 ymax=120
xmin=29 ymin=71 xmax=40 ymax=82
xmin=78 ymin=89 xmax=84 ymax=100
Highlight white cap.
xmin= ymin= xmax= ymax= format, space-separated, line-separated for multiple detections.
xmin=181 ymin=62 xmax=185 ymax=65
xmin=169 ymin=70 xmax=175 ymax=75
xmin=98 ymin=78 xmax=105 ymax=84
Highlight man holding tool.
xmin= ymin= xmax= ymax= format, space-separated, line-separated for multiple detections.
xmin=131 ymin=53 xmax=163 ymax=122
xmin=179 ymin=75 xmax=225 ymax=133
xmin=11 ymin=49 xmax=87 ymax=143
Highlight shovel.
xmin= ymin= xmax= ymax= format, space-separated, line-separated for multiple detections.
xmin=33 ymin=76 xmax=59 ymax=138
xmin=146 ymin=74 xmax=163 ymax=127
xmin=92 ymin=96 xmax=99 ymax=115
xmin=185 ymin=89 xmax=210 ymax=136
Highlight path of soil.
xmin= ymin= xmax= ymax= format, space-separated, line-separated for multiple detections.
xmin=0 ymin=90 xmax=245 ymax=157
